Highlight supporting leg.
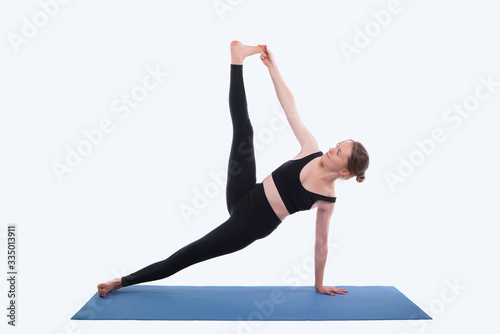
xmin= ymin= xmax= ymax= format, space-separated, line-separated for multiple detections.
xmin=120 ymin=215 xmax=258 ymax=287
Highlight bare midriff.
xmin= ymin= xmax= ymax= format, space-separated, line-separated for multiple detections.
xmin=262 ymin=174 xmax=291 ymax=221
xmin=262 ymin=154 xmax=334 ymax=221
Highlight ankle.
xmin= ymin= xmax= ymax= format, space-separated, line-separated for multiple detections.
xmin=231 ymin=56 xmax=244 ymax=65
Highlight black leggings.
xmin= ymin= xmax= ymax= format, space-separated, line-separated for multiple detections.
xmin=120 ymin=65 xmax=282 ymax=287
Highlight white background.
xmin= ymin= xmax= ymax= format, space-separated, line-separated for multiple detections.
xmin=1 ymin=0 xmax=499 ymax=333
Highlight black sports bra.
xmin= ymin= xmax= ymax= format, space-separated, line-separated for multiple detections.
xmin=271 ymin=151 xmax=336 ymax=214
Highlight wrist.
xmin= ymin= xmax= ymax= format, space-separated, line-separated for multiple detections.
xmin=267 ymin=63 xmax=278 ymax=71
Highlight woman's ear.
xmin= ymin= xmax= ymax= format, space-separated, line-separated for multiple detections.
xmin=339 ymin=169 xmax=350 ymax=177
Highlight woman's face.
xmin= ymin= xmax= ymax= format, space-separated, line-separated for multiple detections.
xmin=322 ymin=140 xmax=353 ymax=176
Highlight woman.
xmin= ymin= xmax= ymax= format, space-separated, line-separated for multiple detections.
xmin=97 ymin=41 xmax=369 ymax=298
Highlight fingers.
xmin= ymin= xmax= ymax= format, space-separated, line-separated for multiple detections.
xmin=321 ymin=287 xmax=335 ymax=296
xmin=323 ymin=286 xmax=348 ymax=296
xmin=316 ymin=287 xmax=340 ymax=296
xmin=316 ymin=286 xmax=348 ymax=296
xmin=260 ymin=45 xmax=270 ymax=57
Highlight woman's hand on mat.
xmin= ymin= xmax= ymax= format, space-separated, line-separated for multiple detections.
xmin=315 ymin=285 xmax=348 ymax=296
xmin=260 ymin=45 xmax=276 ymax=68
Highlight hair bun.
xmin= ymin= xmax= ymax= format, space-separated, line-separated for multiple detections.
xmin=356 ymin=173 xmax=366 ymax=183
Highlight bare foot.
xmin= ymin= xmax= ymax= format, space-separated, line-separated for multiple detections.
xmin=230 ymin=40 xmax=266 ymax=65
xmin=97 ymin=277 xmax=123 ymax=298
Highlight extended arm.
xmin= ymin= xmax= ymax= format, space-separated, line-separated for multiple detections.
xmin=314 ymin=203 xmax=348 ymax=296
xmin=314 ymin=205 xmax=332 ymax=289
xmin=261 ymin=47 xmax=318 ymax=150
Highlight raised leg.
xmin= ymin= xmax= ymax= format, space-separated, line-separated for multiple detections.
xmin=226 ymin=64 xmax=256 ymax=214
xmin=226 ymin=41 xmax=266 ymax=214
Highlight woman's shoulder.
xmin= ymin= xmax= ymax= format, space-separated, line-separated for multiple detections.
xmin=291 ymin=143 xmax=322 ymax=160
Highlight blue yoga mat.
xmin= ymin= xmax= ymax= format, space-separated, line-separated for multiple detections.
xmin=72 ymin=285 xmax=431 ymax=321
